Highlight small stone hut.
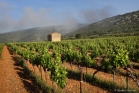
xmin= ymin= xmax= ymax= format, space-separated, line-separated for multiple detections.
xmin=47 ymin=32 xmax=61 ymax=42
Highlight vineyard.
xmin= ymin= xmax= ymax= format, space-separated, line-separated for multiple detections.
xmin=0 ymin=43 xmax=4 ymax=58
xmin=6 ymin=36 xmax=139 ymax=93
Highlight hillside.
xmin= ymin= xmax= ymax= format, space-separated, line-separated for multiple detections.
xmin=0 ymin=24 xmax=85 ymax=42
xmin=1 ymin=10 xmax=139 ymax=42
xmin=65 ymin=10 xmax=139 ymax=38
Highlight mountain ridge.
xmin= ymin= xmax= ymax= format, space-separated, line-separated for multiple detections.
xmin=0 ymin=10 xmax=139 ymax=42
xmin=0 ymin=24 xmax=85 ymax=42
xmin=64 ymin=10 xmax=139 ymax=38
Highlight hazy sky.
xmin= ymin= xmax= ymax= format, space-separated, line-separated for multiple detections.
xmin=0 ymin=0 xmax=139 ymax=33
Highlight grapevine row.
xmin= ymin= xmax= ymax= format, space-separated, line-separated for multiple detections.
xmin=7 ymin=36 xmax=139 ymax=89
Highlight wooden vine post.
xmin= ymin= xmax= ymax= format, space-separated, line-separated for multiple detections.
xmin=80 ymin=67 xmax=83 ymax=93
xmin=126 ymin=68 xmax=128 ymax=92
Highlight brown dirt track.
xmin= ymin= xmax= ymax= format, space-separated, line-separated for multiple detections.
xmin=0 ymin=46 xmax=41 ymax=93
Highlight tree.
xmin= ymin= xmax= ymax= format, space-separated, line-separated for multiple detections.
xmin=75 ymin=34 xmax=82 ymax=39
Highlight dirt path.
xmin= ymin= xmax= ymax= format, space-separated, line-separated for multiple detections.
xmin=0 ymin=46 xmax=41 ymax=93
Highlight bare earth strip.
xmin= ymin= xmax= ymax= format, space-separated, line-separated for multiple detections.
xmin=0 ymin=46 xmax=40 ymax=93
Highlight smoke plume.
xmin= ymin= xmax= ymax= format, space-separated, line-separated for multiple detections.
xmin=79 ymin=6 xmax=114 ymax=23
xmin=0 ymin=2 xmax=114 ymax=33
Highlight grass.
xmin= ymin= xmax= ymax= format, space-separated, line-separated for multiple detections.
xmin=14 ymin=56 xmax=62 ymax=93
xmin=67 ymin=69 xmax=139 ymax=93
xmin=0 ymin=44 xmax=4 ymax=58
xmin=19 ymin=58 xmax=52 ymax=93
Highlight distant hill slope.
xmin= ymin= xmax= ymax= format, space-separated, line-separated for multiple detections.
xmin=0 ymin=24 xmax=85 ymax=42
xmin=1 ymin=10 xmax=139 ymax=42
xmin=65 ymin=10 xmax=139 ymax=38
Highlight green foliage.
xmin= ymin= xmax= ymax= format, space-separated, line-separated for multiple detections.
xmin=101 ymin=58 xmax=112 ymax=72
xmin=40 ymin=50 xmax=52 ymax=70
xmin=134 ymin=49 xmax=139 ymax=62
xmin=66 ymin=48 xmax=75 ymax=62
xmin=74 ymin=51 xmax=82 ymax=63
xmin=8 ymin=43 xmax=67 ymax=88
xmin=75 ymin=33 xmax=82 ymax=39
xmin=110 ymin=48 xmax=130 ymax=67
xmin=82 ymin=54 xmax=94 ymax=67
xmin=7 ymin=36 xmax=139 ymax=90
xmin=91 ymin=47 xmax=100 ymax=58
xmin=50 ymin=53 xmax=67 ymax=88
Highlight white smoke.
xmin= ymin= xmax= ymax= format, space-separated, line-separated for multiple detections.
xmin=79 ymin=6 xmax=114 ymax=23
xmin=0 ymin=1 xmax=114 ymax=33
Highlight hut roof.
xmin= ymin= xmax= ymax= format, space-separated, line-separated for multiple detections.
xmin=48 ymin=32 xmax=61 ymax=35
